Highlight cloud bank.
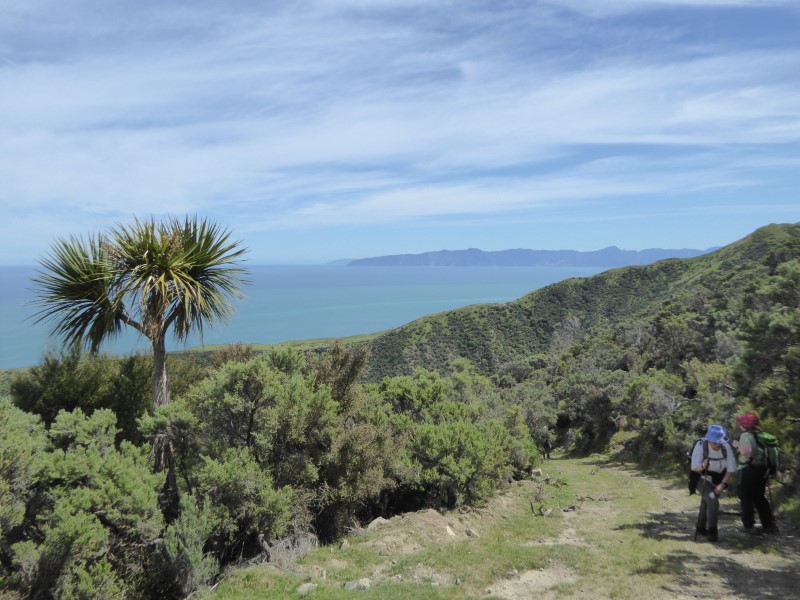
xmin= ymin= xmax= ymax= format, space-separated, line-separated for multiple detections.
xmin=1 ymin=1 xmax=798 ymax=261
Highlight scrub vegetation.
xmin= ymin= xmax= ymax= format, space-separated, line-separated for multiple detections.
xmin=1 ymin=222 xmax=798 ymax=598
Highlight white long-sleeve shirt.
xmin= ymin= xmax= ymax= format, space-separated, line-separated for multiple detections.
xmin=690 ymin=440 xmax=737 ymax=477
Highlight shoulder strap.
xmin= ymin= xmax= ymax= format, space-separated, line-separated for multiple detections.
xmin=702 ymin=439 xmax=728 ymax=460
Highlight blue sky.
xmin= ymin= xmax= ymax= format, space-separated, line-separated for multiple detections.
xmin=1 ymin=0 xmax=799 ymax=265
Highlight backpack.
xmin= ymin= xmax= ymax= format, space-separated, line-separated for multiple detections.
xmin=687 ymin=439 xmax=728 ymax=495
xmin=752 ymin=431 xmax=780 ymax=476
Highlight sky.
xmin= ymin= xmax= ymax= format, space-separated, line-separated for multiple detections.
xmin=1 ymin=0 xmax=799 ymax=265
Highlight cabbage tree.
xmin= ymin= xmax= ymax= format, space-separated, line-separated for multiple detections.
xmin=33 ymin=216 xmax=247 ymax=409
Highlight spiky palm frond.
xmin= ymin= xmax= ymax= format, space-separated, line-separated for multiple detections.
xmin=34 ymin=216 xmax=247 ymax=348
xmin=110 ymin=216 xmax=248 ymax=343
xmin=32 ymin=234 xmax=127 ymax=352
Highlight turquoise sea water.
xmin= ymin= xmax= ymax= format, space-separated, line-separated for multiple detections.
xmin=0 ymin=264 xmax=607 ymax=370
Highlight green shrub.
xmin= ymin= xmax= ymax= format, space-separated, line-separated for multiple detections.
xmin=3 ymin=408 xmax=164 ymax=598
xmin=503 ymin=405 xmax=540 ymax=476
xmin=60 ymin=559 xmax=124 ymax=600
xmin=182 ymin=353 xmax=407 ymax=540
xmin=195 ymin=449 xmax=292 ymax=559
xmin=10 ymin=347 xmax=208 ymax=446
xmin=0 ymin=400 xmax=47 ymax=542
xmin=9 ymin=346 xmax=151 ymax=443
xmin=10 ymin=346 xmax=120 ymax=427
xmin=185 ymin=358 xmax=338 ymax=486
xmin=10 ymin=502 xmax=116 ymax=599
xmin=411 ymin=419 xmax=512 ymax=507
xmin=375 ymin=368 xmax=536 ymax=509
xmin=163 ymin=495 xmax=220 ymax=597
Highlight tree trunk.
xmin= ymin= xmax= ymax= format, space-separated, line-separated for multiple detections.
xmin=159 ymin=444 xmax=181 ymax=525
xmin=152 ymin=337 xmax=171 ymax=409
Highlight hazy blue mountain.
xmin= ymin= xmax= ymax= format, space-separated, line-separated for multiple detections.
xmin=347 ymin=246 xmax=716 ymax=267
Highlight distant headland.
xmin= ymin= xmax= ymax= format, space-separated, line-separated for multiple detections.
xmin=346 ymin=246 xmax=716 ymax=267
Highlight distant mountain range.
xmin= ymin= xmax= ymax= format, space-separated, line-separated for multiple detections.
xmin=347 ymin=246 xmax=716 ymax=268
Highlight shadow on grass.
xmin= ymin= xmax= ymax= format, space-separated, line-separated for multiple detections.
xmin=553 ymin=455 xmax=800 ymax=598
xmin=614 ymin=500 xmax=800 ymax=600
xmin=634 ymin=547 xmax=800 ymax=600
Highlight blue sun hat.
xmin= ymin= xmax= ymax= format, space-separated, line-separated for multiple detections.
xmin=704 ymin=424 xmax=728 ymax=444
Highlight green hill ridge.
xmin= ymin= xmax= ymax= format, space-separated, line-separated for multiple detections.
xmin=363 ymin=222 xmax=800 ymax=381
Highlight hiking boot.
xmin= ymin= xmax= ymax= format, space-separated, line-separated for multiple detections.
xmin=762 ymin=524 xmax=780 ymax=534
xmin=695 ymin=526 xmax=709 ymax=538
xmin=740 ymin=525 xmax=762 ymax=535
xmin=707 ymin=528 xmax=718 ymax=542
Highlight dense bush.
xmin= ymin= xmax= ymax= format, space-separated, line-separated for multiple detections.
xmin=162 ymin=495 xmax=219 ymax=598
xmin=374 ymin=367 xmax=540 ymax=509
xmin=0 ymin=401 xmax=47 ymax=553
xmin=148 ymin=348 xmax=404 ymax=542
xmin=0 ymin=406 xmax=164 ymax=599
xmin=736 ymin=258 xmax=800 ymax=473
xmin=4 ymin=347 xmax=385 ymax=597
xmin=9 ymin=346 xmax=207 ymax=444
xmin=194 ymin=449 xmax=293 ymax=560
xmin=362 ymin=224 xmax=800 ymax=490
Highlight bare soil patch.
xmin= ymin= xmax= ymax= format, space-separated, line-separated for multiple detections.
xmin=361 ymin=507 xmax=482 ymax=557
xmin=486 ymin=564 xmax=579 ymax=599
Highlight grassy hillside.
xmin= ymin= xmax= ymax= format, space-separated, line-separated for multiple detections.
xmin=180 ymin=332 xmax=382 ymax=362
xmin=364 ymin=223 xmax=800 ymax=381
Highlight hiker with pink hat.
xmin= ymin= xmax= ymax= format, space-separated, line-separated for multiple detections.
xmin=736 ymin=412 xmax=779 ymax=534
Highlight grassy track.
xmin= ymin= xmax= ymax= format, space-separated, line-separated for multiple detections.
xmin=200 ymin=457 xmax=799 ymax=599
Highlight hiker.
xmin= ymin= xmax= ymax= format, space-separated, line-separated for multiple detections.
xmin=690 ymin=424 xmax=736 ymax=542
xmin=735 ymin=412 xmax=779 ymax=534
xmin=542 ymin=438 xmax=552 ymax=460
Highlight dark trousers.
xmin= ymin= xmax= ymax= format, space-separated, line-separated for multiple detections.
xmin=738 ymin=465 xmax=775 ymax=529
xmin=696 ymin=477 xmax=721 ymax=531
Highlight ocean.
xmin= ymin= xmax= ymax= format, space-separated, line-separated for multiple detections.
xmin=0 ymin=264 xmax=607 ymax=370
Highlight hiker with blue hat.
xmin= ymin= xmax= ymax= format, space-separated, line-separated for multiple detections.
xmin=690 ymin=424 xmax=736 ymax=542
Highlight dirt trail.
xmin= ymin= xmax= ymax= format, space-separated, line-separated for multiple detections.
xmin=340 ymin=457 xmax=800 ymax=599
xmin=548 ymin=458 xmax=800 ymax=599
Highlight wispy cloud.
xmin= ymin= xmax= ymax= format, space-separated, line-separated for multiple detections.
xmin=0 ymin=1 xmax=798 ymax=261
xmin=551 ymin=0 xmax=799 ymax=17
